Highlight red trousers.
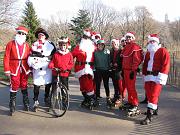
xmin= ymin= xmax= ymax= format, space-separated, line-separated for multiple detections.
xmin=10 ymin=69 xmax=28 ymax=92
xmin=79 ymin=74 xmax=94 ymax=93
xmin=124 ymin=70 xmax=138 ymax=106
xmin=118 ymin=79 xmax=126 ymax=99
xmin=145 ymin=81 xmax=162 ymax=109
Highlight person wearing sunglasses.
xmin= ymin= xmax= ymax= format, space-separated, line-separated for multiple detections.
xmin=3 ymin=26 xmax=31 ymax=115
xmin=28 ymin=27 xmax=56 ymax=111
xmin=121 ymin=32 xmax=143 ymax=115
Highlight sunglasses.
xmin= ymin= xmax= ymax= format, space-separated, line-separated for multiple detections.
xmin=59 ymin=43 xmax=67 ymax=46
xmin=126 ymin=36 xmax=132 ymax=39
xmin=121 ymin=40 xmax=126 ymax=43
xmin=17 ymin=31 xmax=27 ymax=35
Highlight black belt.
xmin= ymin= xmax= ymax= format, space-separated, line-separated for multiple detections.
xmin=10 ymin=59 xmax=27 ymax=67
xmin=147 ymin=71 xmax=159 ymax=76
xmin=75 ymin=61 xmax=94 ymax=66
xmin=10 ymin=59 xmax=27 ymax=60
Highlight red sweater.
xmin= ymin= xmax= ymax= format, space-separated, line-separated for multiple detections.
xmin=48 ymin=51 xmax=74 ymax=77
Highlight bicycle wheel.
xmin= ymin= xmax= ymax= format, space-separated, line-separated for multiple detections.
xmin=51 ymin=84 xmax=69 ymax=117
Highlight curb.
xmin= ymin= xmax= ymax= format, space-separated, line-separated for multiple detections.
xmin=0 ymin=80 xmax=10 ymax=86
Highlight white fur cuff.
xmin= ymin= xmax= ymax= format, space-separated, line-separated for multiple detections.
xmin=156 ymin=72 xmax=168 ymax=85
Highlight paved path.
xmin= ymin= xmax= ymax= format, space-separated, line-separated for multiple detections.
xmin=0 ymin=76 xmax=180 ymax=135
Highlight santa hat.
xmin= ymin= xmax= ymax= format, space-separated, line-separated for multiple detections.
xmin=83 ymin=29 xmax=91 ymax=37
xmin=125 ymin=32 xmax=135 ymax=40
xmin=120 ymin=37 xmax=126 ymax=42
xmin=111 ymin=39 xmax=119 ymax=46
xmin=91 ymin=32 xmax=101 ymax=40
xmin=16 ymin=26 xmax=29 ymax=34
xmin=97 ymin=39 xmax=105 ymax=44
xmin=57 ymin=36 xmax=71 ymax=48
xmin=35 ymin=27 xmax=49 ymax=39
xmin=148 ymin=34 xmax=160 ymax=44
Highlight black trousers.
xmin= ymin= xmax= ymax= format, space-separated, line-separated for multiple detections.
xmin=52 ymin=75 xmax=69 ymax=90
xmin=110 ymin=70 xmax=120 ymax=99
xmin=94 ymin=69 xmax=110 ymax=97
xmin=33 ymin=83 xmax=51 ymax=101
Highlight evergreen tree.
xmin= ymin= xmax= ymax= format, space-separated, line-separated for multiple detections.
xmin=69 ymin=9 xmax=92 ymax=43
xmin=21 ymin=0 xmax=40 ymax=45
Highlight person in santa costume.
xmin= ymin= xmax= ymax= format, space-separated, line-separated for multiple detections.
xmin=48 ymin=36 xmax=73 ymax=91
xmin=3 ymin=26 xmax=31 ymax=115
xmin=27 ymin=28 xmax=56 ymax=111
xmin=72 ymin=29 xmax=96 ymax=109
xmin=121 ymin=32 xmax=143 ymax=113
xmin=109 ymin=38 xmax=123 ymax=108
xmin=140 ymin=34 xmax=170 ymax=125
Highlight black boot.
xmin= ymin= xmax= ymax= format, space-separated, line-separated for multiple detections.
xmin=44 ymin=84 xmax=51 ymax=107
xmin=21 ymin=89 xmax=30 ymax=111
xmin=9 ymin=92 xmax=16 ymax=116
xmin=88 ymin=94 xmax=96 ymax=110
xmin=81 ymin=92 xmax=90 ymax=108
xmin=140 ymin=108 xmax=153 ymax=125
xmin=33 ymin=85 xmax=40 ymax=111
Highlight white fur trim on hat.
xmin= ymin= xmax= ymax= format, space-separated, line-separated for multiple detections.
xmin=148 ymin=36 xmax=160 ymax=44
xmin=58 ymin=37 xmax=69 ymax=43
xmin=111 ymin=39 xmax=119 ymax=46
xmin=125 ymin=32 xmax=135 ymax=40
xmin=120 ymin=37 xmax=126 ymax=42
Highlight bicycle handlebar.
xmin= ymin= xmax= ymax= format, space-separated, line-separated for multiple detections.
xmin=53 ymin=68 xmax=71 ymax=73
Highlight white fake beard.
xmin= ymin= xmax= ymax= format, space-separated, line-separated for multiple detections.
xmin=79 ymin=38 xmax=95 ymax=53
xmin=79 ymin=38 xmax=95 ymax=62
xmin=147 ymin=43 xmax=161 ymax=52
xmin=15 ymin=34 xmax=26 ymax=45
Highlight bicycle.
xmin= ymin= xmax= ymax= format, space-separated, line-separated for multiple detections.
xmin=49 ymin=68 xmax=69 ymax=117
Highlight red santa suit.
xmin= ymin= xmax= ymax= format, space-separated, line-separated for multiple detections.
xmin=28 ymin=40 xmax=55 ymax=86
xmin=121 ymin=42 xmax=143 ymax=106
xmin=4 ymin=40 xmax=31 ymax=92
xmin=72 ymin=38 xmax=95 ymax=94
xmin=143 ymin=46 xmax=170 ymax=110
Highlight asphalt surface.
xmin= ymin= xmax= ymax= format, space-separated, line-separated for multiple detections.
xmin=0 ymin=76 xmax=180 ymax=135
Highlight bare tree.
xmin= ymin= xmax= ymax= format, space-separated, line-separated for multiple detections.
xmin=115 ymin=8 xmax=134 ymax=38
xmin=43 ymin=15 xmax=70 ymax=44
xmin=81 ymin=0 xmax=118 ymax=40
xmin=0 ymin=0 xmax=18 ymax=27
xmin=133 ymin=6 xmax=158 ymax=47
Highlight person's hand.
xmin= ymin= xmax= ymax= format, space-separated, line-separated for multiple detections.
xmin=5 ymin=73 xmax=10 ymax=77
xmin=129 ymin=71 xmax=134 ymax=80
xmin=136 ymin=67 xmax=140 ymax=73
xmin=114 ymin=63 xmax=118 ymax=67
xmin=28 ymin=72 xmax=33 ymax=77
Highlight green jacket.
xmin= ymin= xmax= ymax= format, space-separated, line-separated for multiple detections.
xmin=94 ymin=49 xmax=110 ymax=70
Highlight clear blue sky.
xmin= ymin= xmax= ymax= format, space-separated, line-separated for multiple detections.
xmin=19 ymin=0 xmax=180 ymax=22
